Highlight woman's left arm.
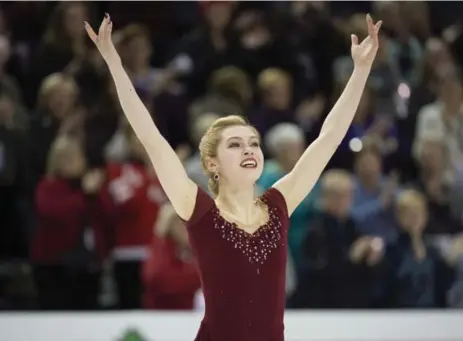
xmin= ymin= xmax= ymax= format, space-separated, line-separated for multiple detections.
xmin=273 ymin=14 xmax=382 ymax=215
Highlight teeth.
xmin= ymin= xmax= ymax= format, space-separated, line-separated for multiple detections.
xmin=241 ymin=160 xmax=257 ymax=167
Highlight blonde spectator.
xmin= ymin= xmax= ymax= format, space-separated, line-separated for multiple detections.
xmin=30 ymin=135 xmax=110 ymax=310
xmin=189 ymin=66 xmax=252 ymax=122
xmin=371 ymin=189 xmax=457 ymax=308
xmin=257 ymin=68 xmax=292 ymax=111
xmin=29 ymin=73 xmax=81 ymax=185
xmin=251 ymin=68 xmax=295 ymax=138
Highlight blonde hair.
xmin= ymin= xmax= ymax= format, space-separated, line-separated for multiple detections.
xmin=257 ymin=67 xmax=291 ymax=93
xmin=396 ymin=189 xmax=427 ymax=211
xmin=37 ymin=73 xmax=78 ymax=111
xmin=46 ymin=135 xmax=81 ymax=177
xmin=198 ymin=115 xmax=258 ymax=196
xmin=209 ymin=66 xmax=252 ymax=106
xmin=119 ymin=24 xmax=150 ymax=45
xmin=321 ymin=169 xmax=353 ymax=193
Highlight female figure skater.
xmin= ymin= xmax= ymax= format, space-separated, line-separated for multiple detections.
xmin=85 ymin=13 xmax=382 ymax=341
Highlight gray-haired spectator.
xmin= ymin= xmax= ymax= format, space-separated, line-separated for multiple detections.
xmin=414 ymin=70 xmax=463 ymax=185
xmin=257 ymin=122 xmax=320 ymax=268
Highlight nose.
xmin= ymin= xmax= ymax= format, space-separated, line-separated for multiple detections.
xmin=244 ymin=148 xmax=254 ymax=156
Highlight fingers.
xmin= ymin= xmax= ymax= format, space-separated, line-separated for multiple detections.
xmin=98 ymin=13 xmax=109 ymax=41
xmin=366 ymin=13 xmax=382 ymax=45
xmin=366 ymin=13 xmax=374 ymax=36
xmin=84 ymin=21 xmax=98 ymax=43
xmin=85 ymin=14 xmax=113 ymax=46
xmin=375 ymin=20 xmax=383 ymax=32
xmin=351 ymin=34 xmax=359 ymax=46
xmin=102 ymin=13 xmax=113 ymax=42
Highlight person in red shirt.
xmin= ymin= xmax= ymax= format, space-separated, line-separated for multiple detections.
xmin=142 ymin=203 xmax=201 ymax=310
xmin=31 ymin=135 xmax=112 ymax=310
xmin=86 ymin=14 xmax=381 ymax=340
xmin=106 ymin=125 xmax=166 ymax=309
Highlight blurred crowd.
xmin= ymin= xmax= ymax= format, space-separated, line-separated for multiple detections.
xmin=2 ymin=0 xmax=463 ymax=311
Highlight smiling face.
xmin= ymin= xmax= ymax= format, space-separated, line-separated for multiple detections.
xmin=207 ymin=125 xmax=264 ymax=190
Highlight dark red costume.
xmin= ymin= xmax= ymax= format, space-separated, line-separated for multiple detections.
xmin=185 ymin=187 xmax=289 ymax=341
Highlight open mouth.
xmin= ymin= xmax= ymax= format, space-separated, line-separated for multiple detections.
xmin=240 ymin=158 xmax=257 ymax=169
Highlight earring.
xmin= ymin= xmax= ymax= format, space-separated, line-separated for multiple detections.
xmin=213 ymin=173 xmax=219 ymax=181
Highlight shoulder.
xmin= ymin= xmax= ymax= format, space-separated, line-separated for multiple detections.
xmin=181 ymin=185 xmax=215 ymax=227
xmin=261 ymin=187 xmax=289 ymax=222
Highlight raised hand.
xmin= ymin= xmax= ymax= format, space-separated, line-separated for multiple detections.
xmin=351 ymin=14 xmax=382 ymax=68
xmin=84 ymin=13 xmax=119 ymax=64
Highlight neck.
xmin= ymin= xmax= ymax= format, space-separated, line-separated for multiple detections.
xmin=215 ymin=185 xmax=256 ymax=220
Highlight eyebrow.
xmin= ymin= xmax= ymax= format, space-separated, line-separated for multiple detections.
xmin=226 ymin=135 xmax=259 ymax=142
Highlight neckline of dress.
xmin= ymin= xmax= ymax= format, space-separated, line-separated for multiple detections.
xmin=213 ymin=194 xmax=271 ymax=237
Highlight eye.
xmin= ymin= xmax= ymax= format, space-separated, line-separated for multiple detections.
xmin=228 ymin=142 xmax=240 ymax=148
xmin=251 ymin=141 xmax=260 ymax=147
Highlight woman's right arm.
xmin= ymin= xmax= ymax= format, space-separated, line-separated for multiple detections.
xmin=85 ymin=15 xmax=197 ymax=220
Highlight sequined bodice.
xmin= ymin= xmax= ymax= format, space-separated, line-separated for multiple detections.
xmin=211 ymin=196 xmax=283 ymax=266
xmin=185 ymin=187 xmax=289 ymax=341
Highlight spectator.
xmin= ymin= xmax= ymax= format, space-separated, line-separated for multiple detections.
xmin=2 ymin=1 xmax=463 ymax=312
xmin=28 ymin=73 xmax=80 ymax=186
xmin=289 ymin=169 xmax=384 ymax=309
xmin=31 ymin=2 xmax=91 ymax=100
xmin=401 ymin=38 xmax=456 ymax=180
xmin=118 ymin=24 xmax=164 ymax=97
xmin=30 ymin=135 xmax=111 ymax=310
xmin=412 ymin=135 xmax=463 ymax=235
xmin=351 ymin=148 xmax=399 ymax=243
xmin=250 ymin=67 xmax=296 ymax=139
xmin=379 ymin=189 xmax=457 ymax=308
xmin=142 ymin=203 xmax=201 ymax=310
xmin=257 ymin=122 xmax=320 ymax=267
xmin=414 ymin=69 xmax=463 ymax=184
xmin=371 ymin=2 xmax=425 ymax=87
xmin=106 ymin=126 xmax=167 ymax=309
xmin=189 ymin=65 xmax=252 ymax=122
xmin=168 ymin=1 xmax=239 ymax=97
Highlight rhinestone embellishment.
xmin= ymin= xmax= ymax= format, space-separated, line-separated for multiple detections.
xmin=212 ymin=196 xmax=282 ymax=265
